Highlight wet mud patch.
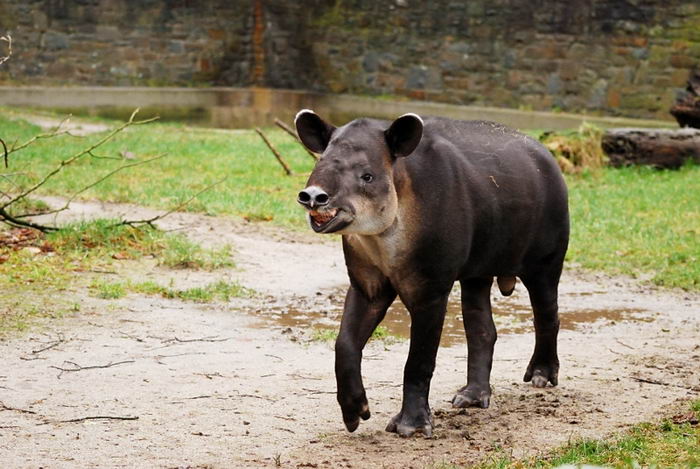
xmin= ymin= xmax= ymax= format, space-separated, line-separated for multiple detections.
xmin=252 ymin=284 xmax=655 ymax=347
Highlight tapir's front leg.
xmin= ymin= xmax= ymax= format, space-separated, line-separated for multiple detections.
xmin=386 ymin=291 xmax=449 ymax=438
xmin=335 ymin=283 xmax=396 ymax=432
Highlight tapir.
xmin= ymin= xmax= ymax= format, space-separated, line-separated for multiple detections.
xmin=294 ymin=110 xmax=569 ymax=437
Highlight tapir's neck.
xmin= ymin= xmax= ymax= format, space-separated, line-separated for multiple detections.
xmin=345 ymin=201 xmax=417 ymax=277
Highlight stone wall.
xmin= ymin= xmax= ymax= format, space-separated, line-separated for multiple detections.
xmin=0 ymin=0 xmax=698 ymax=119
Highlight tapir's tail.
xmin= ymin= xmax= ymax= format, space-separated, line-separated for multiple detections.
xmin=497 ymin=276 xmax=516 ymax=296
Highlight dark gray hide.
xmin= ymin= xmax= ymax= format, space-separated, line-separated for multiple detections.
xmin=295 ymin=110 xmax=569 ymax=438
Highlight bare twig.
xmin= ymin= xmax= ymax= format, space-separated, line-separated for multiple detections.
xmin=0 ymin=33 xmax=11 ymax=66
xmin=0 ymin=207 xmax=59 ymax=232
xmin=53 ymin=415 xmax=139 ymax=423
xmin=255 ymin=128 xmax=293 ymax=175
xmin=1 ymin=137 xmax=7 ymax=168
xmin=164 ymin=336 xmax=230 ymax=344
xmin=31 ymin=335 xmax=65 ymax=354
xmin=50 ymin=359 xmax=134 ymax=378
xmin=631 ymin=375 xmax=700 ymax=392
xmin=274 ymin=118 xmax=318 ymax=161
xmin=0 ymin=401 xmax=36 ymax=415
xmin=87 ymin=150 xmax=123 ymax=161
xmin=115 ymin=177 xmax=227 ymax=228
xmin=7 ymin=115 xmax=80 ymax=156
xmin=301 ymin=388 xmax=335 ymax=395
xmin=615 ymin=338 xmax=635 ymax=350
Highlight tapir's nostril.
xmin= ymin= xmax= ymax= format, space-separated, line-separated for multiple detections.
xmin=298 ymin=191 xmax=311 ymax=204
xmin=315 ymin=193 xmax=329 ymax=205
xmin=298 ymin=187 xmax=330 ymax=208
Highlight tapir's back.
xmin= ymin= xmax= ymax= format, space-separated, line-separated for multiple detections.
xmin=400 ymin=117 xmax=569 ymax=277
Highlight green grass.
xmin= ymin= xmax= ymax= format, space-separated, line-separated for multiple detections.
xmin=159 ymin=236 xmax=233 ymax=270
xmin=566 ymin=163 xmax=700 ymax=289
xmin=92 ymin=279 xmax=127 ymax=299
xmin=0 ymin=110 xmax=316 ymax=227
xmin=477 ymin=399 xmax=700 ymax=468
xmin=311 ymin=325 xmax=402 ymax=343
xmin=45 ymin=219 xmax=233 ymax=270
xmin=1 ymin=111 xmax=698 ymax=290
xmin=0 ymin=218 xmax=236 ymax=333
xmin=91 ymin=279 xmax=251 ymax=302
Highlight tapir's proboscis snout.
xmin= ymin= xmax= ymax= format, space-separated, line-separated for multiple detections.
xmin=294 ymin=109 xmax=569 ymax=438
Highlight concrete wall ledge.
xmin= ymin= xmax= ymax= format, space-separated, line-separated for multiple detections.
xmin=0 ymin=86 xmax=675 ymax=131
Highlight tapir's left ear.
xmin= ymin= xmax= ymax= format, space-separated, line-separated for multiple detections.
xmin=385 ymin=113 xmax=423 ymax=158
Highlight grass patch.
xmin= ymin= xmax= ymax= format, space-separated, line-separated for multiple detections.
xmin=566 ymin=163 xmax=700 ymax=289
xmin=478 ymin=400 xmax=700 ymax=468
xmin=0 ymin=218 xmax=236 ymax=333
xmin=94 ymin=279 xmax=252 ymax=303
xmin=91 ymin=279 xmax=127 ymax=299
xmin=311 ymin=325 xmax=402 ymax=344
xmin=0 ymin=110 xmax=316 ymax=228
xmin=160 ymin=236 xmax=233 ymax=270
xmin=45 ymin=219 xmax=233 ymax=270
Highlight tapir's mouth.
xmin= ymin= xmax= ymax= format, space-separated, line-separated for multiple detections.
xmin=309 ymin=208 xmax=337 ymax=226
xmin=307 ymin=208 xmax=352 ymax=233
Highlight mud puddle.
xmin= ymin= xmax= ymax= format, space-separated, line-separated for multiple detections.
xmin=253 ymin=285 xmax=654 ymax=346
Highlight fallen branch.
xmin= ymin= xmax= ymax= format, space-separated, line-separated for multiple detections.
xmin=274 ymin=118 xmax=318 ymax=161
xmin=1 ymin=137 xmax=7 ymax=168
xmin=255 ymin=128 xmax=293 ymax=175
xmin=631 ymin=375 xmax=700 ymax=392
xmin=32 ymin=339 xmax=63 ymax=355
xmin=115 ymin=176 xmax=227 ymax=228
xmin=0 ymin=401 xmax=36 ymax=414
xmin=0 ymin=207 xmax=59 ymax=232
xmin=53 ymin=415 xmax=139 ymax=424
xmin=50 ymin=359 xmax=135 ymax=378
xmin=615 ymin=338 xmax=635 ymax=350
xmin=164 ymin=336 xmax=230 ymax=344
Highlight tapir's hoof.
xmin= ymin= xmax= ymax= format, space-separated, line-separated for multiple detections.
xmin=341 ymin=400 xmax=371 ymax=432
xmin=524 ymin=362 xmax=559 ymax=387
xmin=451 ymin=385 xmax=491 ymax=409
xmin=385 ymin=409 xmax=433 ymax=438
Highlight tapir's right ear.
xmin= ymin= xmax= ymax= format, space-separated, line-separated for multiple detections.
xmin=385 ymin=113 xmax=423 ymax=158
xmin=294 ymin=109 xmax=336 ymax=154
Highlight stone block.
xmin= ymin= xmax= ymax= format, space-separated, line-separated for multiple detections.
xmin=42 ymin=31 xmax=70 ymax=50
xmin=670 ymin=54 xmax=696 ymax=68
xmin=606 ymin=87 xmax=622 ymax=108
xmin=546 ymin=73 xmax=563 ymax=94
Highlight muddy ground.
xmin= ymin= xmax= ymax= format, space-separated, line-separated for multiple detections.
xmin=1 ymin=199 xmax=699 ymax=468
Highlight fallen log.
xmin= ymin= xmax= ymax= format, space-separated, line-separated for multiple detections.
xmin=670 ymin=68 xmax=700 ymax=128
xmin=601 ymin=128 xmax=700 ymax=169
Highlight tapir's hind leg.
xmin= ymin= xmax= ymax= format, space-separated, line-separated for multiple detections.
xmin=452 ymin=277 xmax=496 ymax=408
xmin=520 ymin=268 xmax=562 ymax=388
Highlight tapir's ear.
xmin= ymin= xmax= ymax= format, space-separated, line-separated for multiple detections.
xmin=385 ymin=113 xmax=423 ymax=158
xmin=294 ymin=109 xmax=336 ymax=154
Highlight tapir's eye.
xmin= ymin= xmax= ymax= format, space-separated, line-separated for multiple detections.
xmin=361 ymin=173 xmax=374 ymax=183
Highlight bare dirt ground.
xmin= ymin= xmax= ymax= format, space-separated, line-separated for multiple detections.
xmin=1 ymin=199 xmax=699 ymax=468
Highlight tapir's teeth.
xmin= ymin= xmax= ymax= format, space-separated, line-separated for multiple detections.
xmin=310 ymin=208 xmax=338 ymax=225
